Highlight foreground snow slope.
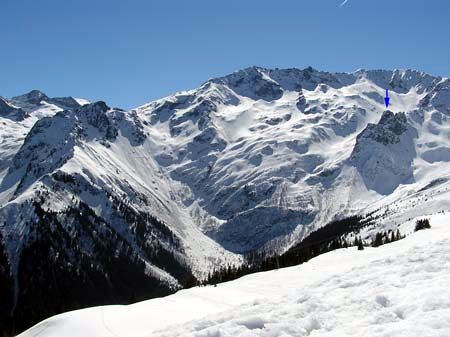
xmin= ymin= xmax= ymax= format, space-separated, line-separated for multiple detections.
xmin=20 ymin=212 xmax=450 ymax=337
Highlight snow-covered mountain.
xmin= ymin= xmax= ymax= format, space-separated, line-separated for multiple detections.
xmin=134 ymin=66 xmax=450 ymax=252
xmin=2 ymin=66 xmax=450 ymax=334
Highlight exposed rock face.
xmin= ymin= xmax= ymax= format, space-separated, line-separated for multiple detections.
xmin=420 ymin=79 xmax=450 ymax=114
xmin=350 ymin=111 xmax=418 ymax=195
xmin=50 ymin=96 xmax=82 ymax=110
xmin=0 ymin=97 xmax=29 ymax=121
xmin=211 ymin=67 xmax=284 ymax=101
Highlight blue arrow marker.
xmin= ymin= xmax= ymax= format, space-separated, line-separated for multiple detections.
xmin=384 ymin=89 xmax=390 ymax=108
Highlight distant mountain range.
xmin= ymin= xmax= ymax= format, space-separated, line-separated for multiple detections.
xmin=2 ymin=66 xmax=450 ymax=334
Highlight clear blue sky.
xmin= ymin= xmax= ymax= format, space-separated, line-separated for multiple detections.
xmin=1 ymin=0 xmax=449 ymax=109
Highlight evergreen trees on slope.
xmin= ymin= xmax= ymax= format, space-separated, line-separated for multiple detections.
xmin=0 ymin=199 xmax=197 ymax=336
xmin=204 ymin=216 xmax=406 ymax=287
xmin=415 ymin=218 xmax=431 ymax=231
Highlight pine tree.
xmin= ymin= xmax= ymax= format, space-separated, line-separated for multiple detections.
xmin=357 ymin=237 xmax=364 ymax=250
xmin=342 ymin=238 xmax=349 ymax=248
xmin=372 ymin=232 xmax=383 ymax=247
xmin=415 ymin=218 xmax=431 ymax=231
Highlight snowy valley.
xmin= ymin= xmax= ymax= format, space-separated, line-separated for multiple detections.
xmin=18 ymin=212 xmax=450 ymax=337
xmin=2 ymin=66 xmax=450 ymax=335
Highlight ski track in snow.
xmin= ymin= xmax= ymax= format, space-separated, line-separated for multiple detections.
xmin=18 ymin=212 xmax=450 ymax=337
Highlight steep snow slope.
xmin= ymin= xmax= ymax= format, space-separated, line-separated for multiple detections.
xmin=19 ymin=212 xmax=450 ymax=337
xmin=135 ymin=66 xmax=450 ymax=252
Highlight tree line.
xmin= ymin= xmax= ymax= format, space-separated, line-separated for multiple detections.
xmin=202 ymin=216 xmax=412 ymax=286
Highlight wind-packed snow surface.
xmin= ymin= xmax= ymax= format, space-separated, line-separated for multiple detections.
xmin=19 ymin=212 xmax=450 ymax=337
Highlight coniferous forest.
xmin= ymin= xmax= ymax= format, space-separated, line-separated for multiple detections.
xmin=203 ymin=215 xmax=407 ymax=286
xmin=0 ymin=199 xmax=196 ymax=337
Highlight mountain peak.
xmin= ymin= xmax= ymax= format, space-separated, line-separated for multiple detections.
xmin=27 ymin=89 xmax=47 ymax=96
xmin=12 ymin=89 xmax=49 ymax=105
xmin=76 ymin=101 xmax=111 ymax=130
xmin=77 ymin=100 xmax=110 ymax=114
xmin=209 ymin=66 xmax=283 ymax=101
xmin=378 ymin=111 xmax=409 ymax=139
